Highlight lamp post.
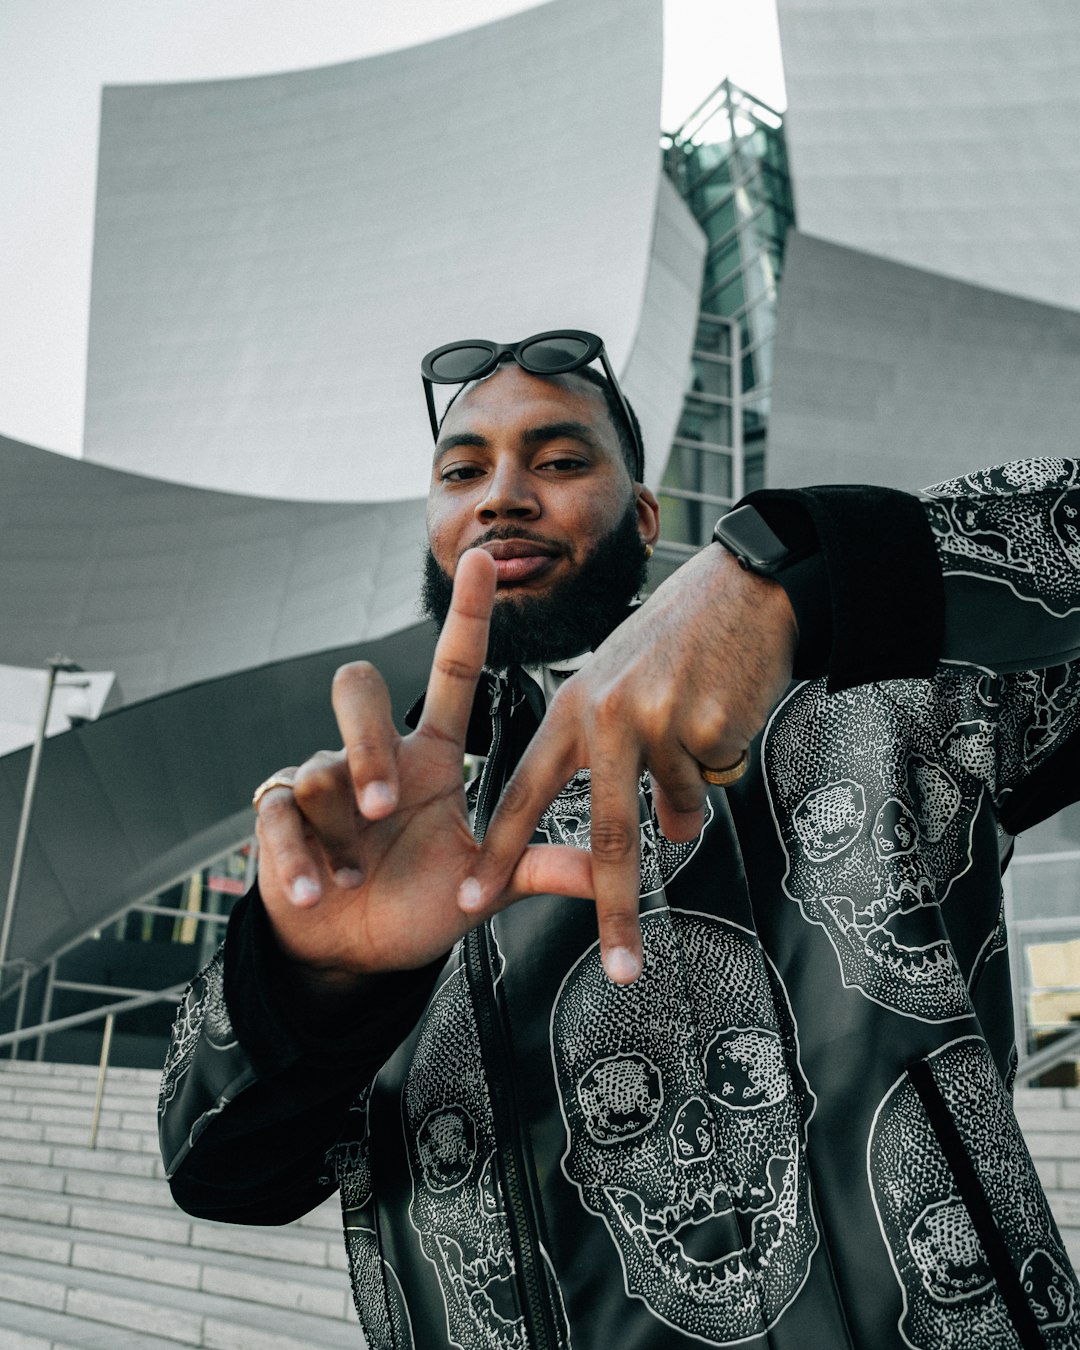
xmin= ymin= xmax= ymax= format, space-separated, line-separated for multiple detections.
xmin=0 ymin=656 xmax=84 ymax=985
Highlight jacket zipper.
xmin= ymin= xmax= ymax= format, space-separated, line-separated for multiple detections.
xmin=473 ymin=675 xmax=505 ymax=840
xmin=466 ymin=674 xmax=559 ymax=1350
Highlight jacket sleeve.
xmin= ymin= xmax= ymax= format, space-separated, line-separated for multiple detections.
xmin=744 ymin=456 xmax=1080 ymax=689
xmin=746 ymin=455 xmax=1080 ymax=831
xmin=158 ymin=886 xmax=444 ymax=1225
xmin=923 ymin=458 xmax=1080 ymax=674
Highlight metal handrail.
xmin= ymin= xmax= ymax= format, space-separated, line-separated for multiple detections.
xmin=89 ymin=1013 xmax=115 ymax=1150
xmin=0 ymin=982 xmax=186 ymax=1050
xmin=0 ymin=982 xmax=187 ymax=1148
xmin=1015 ymin=1026 xmax=1080 ymax=1087
xmin=0 ymin=959 xmax=32 ymax=1007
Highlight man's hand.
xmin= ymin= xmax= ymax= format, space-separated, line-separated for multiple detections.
xmin=462 ymin=545 xmax=798 ymax=985
xmin=254 ymin=548 xmax=593 ymax=996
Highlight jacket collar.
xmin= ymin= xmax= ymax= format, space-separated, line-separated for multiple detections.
xmin=404 ymin=666 xmax=538 ymax=757
xmin=403 ymin=603 xmax=638 ymax=755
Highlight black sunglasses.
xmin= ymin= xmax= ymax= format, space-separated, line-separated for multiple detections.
xmin=420 ymin=329 xmax=644 ymax=481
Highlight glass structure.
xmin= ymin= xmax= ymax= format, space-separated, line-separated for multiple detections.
xmin=657 ymin=80 xmax=796 ymax=558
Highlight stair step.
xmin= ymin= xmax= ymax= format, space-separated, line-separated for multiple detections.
xmin=0 ymin=1061 xmax=160 ymax=1087
xmin=0 ymin=1183 xmax=344 ymax=1268
xmin=0 ymin=1213 xmax=351 ymax=1317
xmin=0 ymin=1297 xmax=185 ymax=1350
xmin=0 ymin=1099 xmax=159 ymax=1140
xmin=0 ymin=1108 xmax=156 ymax=1149
xmin=0 ymin=1082 xmax=159 ymax=1110
xmin=0 ymin=1251 xmax=360 ymax=1348
xmin=0 ymin=1183 xmax=195 ymax=1247
xmin=0 ymin=1061 xmax=358 ymax=1345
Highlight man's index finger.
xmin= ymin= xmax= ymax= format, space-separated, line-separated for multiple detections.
xmin=419 ymin=548 xmax=496 ymax=746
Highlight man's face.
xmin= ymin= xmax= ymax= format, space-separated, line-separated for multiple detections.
xmin=422 ymin=364 xmax=659 ymax=665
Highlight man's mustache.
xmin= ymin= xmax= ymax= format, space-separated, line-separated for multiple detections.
xmin=470 ymin=526 xmax=565 ymax=551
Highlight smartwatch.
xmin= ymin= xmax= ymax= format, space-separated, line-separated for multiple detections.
xmin=712 ymin=504 xmax=808 ymax=577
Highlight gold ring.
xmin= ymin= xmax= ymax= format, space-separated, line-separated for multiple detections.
xmin=698 ymin=750 xmax=749 ymax=786
xmin=252 ymin=773 xmax=297 ymax=810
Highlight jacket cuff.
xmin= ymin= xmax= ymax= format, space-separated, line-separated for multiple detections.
xmin=223 ymin=882 xmax=446 ymax=1077
xmin=740 ymin=486 xmax=944 ymax=692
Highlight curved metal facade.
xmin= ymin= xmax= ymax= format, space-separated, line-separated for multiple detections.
xmin=776 ymin=0 xmax=1080 ymax=311
xmin=0 ymin=434 xmax=426 ymax=706
xmin=767 ymin=232 xmax=1080 ymax=493
xmin=0 ymin=431 xmax=433 ymax=966
xmin=4 ymin=0 xmax=706 ymax=974
xmin=0 ymin=622 xmax=436 ymax=970
xmin=83 ymin=0 xmax=703 ymax=499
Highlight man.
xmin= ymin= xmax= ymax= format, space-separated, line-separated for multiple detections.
xmin=161 ymin=330 xmax=1080 ymax=1349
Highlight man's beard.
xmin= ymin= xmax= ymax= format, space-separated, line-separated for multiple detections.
xmin=420 ymin=503 xmax=649 ymax=667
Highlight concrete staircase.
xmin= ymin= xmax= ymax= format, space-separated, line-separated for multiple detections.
xmin=0 ymin=1061 xmax=1076 ymax=1348
xmin=1016 ymin=1083 xmax=1080 ymax=1270
xmin=0 ymin=1059 xmax=363 ymax=1349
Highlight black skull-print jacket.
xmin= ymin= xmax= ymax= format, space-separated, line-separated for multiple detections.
xmin=160 ymin=459 xmax=1080 ymax=1349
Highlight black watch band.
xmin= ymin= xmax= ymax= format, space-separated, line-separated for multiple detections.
xmin=712 ymin=504 xmax=808 ymax=577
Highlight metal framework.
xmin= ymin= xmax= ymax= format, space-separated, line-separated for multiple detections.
xmin=656 ymin=80 xmax=796 ymax=561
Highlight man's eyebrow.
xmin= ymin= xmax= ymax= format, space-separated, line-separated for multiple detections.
xmin=433 ymin=432 xmax=487 ymax=462
xmin=521 ymin=420 xmax=603 ymax=449
xmin=433 ymin=421 xmax=603 ymax=463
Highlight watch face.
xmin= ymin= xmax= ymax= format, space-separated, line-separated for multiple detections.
xmin=714 ymin=506 xmax=791 ymax=573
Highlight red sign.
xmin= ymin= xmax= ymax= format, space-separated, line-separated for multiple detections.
xmin=206 ymin=875 xmax=246 ymax=896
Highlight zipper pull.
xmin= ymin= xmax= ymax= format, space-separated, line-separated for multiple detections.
xmin=475 ymin=671 xmax=509 ymax=842
xmin=489 ymin=672 xmax=505 ymax=720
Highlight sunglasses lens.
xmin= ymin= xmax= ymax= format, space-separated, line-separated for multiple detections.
xmin=519 ymin=336 xmax=592 ymax=372
xmin=428 ymin=345 xmax=495 ymax=381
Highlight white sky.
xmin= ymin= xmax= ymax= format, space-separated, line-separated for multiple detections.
xmin=0 ymin=0 xmax=785 ymax=458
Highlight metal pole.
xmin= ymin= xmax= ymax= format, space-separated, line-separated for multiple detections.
xmin=35 ymin=959 xmax=56 ymax=1062
xmin=9 ymin=965 xmax=30 ymax=1061
xmin=0 ymin=657 xmax=78 ymax=983
xmin=730 ymin=316 xmax=744 ymax=505
xmin=89 ymin=1012 xmax=115 ymax=1149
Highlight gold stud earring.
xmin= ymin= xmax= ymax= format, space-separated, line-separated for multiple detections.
xmin=644 ymin=544 xmax=654 ymax=560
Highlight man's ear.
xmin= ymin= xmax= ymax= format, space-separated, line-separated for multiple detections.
xmin=635 ymin=485 xmax=661 ymax=548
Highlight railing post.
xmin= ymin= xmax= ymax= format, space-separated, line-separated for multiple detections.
xmin=89 ymin=1012 xmax=115 ymax=1149
xmin=10 ymin=965 xmax=30 ymax=1061
xmin=35 ymin=959 xmax=56 ymax=1062
xmin=0 ymin=658 xmax=83 ymax=981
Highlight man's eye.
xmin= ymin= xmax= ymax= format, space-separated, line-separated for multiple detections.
xmin=539 ymin=457 xmax=587 ymax=472
xmin=441 ymin=465 xmax=484 ymax=483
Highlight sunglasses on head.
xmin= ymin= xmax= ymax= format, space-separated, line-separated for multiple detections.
xmin=420 ymin=329 xmax=644 ymax=481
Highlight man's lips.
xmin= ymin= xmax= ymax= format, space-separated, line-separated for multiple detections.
xmin=477 ymin=538 xmax=561 ymax=585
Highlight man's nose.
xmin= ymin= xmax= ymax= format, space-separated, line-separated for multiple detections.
xmin=475 ymin=463 xmax=540 ymax=521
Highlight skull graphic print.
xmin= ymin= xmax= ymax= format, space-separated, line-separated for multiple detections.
xmin=551 ymin=909 xmax=818 ymax=1344
xmin=538 ymin=768 xmax=713 ymax=898
xmin=404 ymin=965 xmax=570 ymax=1350
xmin=764 ymin=676 xmax=996 ymax=1022
xmin=158 ymin=947 xmax=236 ymax=1115
xmin=870 ymin=1037 xmax=1080 ymax=1349
xmin=326 ymin=1088 xmax=414 ymax=1349
xmin=924 ymin=458 xmax=1080 ymax=614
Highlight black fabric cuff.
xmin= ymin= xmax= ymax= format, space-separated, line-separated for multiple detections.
xmin=741 ymin=485 xmax=944 ymax=693
xmin=223 ymin=882 xmax=447 ymax=1078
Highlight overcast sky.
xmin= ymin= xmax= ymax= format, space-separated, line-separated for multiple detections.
xmin=0 ymin=0 xmax=785 ymax=458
